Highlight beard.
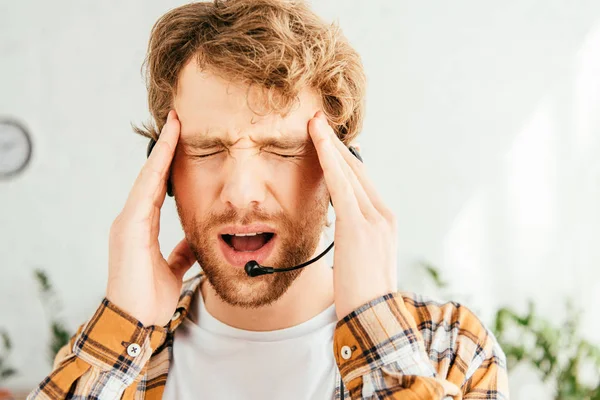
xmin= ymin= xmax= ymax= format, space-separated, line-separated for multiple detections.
xmin=175 ymin=193 xmax=329 ymax=308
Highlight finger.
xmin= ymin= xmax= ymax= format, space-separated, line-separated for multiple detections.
xmin=316 ymin=112 xmax=391 ymax=218
xmin=329 ymin=135 xmax=379 ymax=219
xmin=308 ymin=116 xmax=362 ymax=222
xmin=312 ymin=113 xmax=378 ymax=220
xmin=124 ymin=110 xmax=180 ymax=220
xmin=167 ymin=238 xmax=197 ymax=280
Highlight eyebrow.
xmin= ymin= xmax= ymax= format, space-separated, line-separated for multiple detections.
xmin=180 ymin=136 xmax=235 ymax=150
xmin=259 ymin=137 xmax=310 ymax=150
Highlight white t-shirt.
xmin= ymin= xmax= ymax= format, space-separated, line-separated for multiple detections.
xmin=163 ymin=290 xmax=338 ymax=400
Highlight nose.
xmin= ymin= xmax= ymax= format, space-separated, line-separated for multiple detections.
xmin=220 ymin=153 xmax=267 ymax=210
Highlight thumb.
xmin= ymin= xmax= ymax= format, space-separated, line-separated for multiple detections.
xmin=167 ymin=238 xmax=197 ymax=280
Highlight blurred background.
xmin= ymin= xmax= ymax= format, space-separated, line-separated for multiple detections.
xmin=1 ymin=0 xmax=600 ymax=398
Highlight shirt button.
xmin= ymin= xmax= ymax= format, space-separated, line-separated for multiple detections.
xmin=127 ymin=343 xmax=141 ymax=357
xmin=341 ymin=345 xmax=352 ymax=360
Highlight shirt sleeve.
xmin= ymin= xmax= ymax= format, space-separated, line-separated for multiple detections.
xmin=333 ymin=292 xmax=509 ymax=399
xmin=27 ymin=298 xmax=167 ymax=400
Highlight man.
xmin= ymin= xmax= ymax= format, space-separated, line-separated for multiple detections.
xmin=29 ymin=0 xmax=508 ymax=399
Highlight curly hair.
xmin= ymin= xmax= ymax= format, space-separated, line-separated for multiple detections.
xmin=134 ymin=0 xmax=366 ymax=145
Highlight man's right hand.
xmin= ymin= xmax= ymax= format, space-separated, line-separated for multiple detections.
xmin=106 ymin=110 xmax=197 ymax=327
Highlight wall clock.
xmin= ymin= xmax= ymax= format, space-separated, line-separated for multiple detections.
xmin=0 ymin=119 xmax=33 ymax=179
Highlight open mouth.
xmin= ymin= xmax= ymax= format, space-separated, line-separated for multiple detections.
xmin=221 ymin=232 xmax=275 ymax=252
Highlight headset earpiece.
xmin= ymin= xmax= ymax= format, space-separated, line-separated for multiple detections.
xmin=146 ymin=138 xmax=157 ymax=158
xmin=348 ymin=145 xmax=363 ymax=162
xmin=147 ymin=138 xmax=174 ymax=197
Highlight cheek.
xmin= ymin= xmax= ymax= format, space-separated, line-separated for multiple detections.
xmin=271 ymin=159 xmax=326 ymax=209
xmin=172 ymin=157 xmax=219 ymax=210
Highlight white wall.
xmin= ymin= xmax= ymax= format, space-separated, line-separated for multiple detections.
xmin=1 ymin=0 xmax=599 ymax=397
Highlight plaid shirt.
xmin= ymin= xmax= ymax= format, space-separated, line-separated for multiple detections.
xmin=28 ymin=273 xmax=508 ymax=399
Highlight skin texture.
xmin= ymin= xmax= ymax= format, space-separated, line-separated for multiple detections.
xmin=106 ymin=60 xmax=397 ymax=331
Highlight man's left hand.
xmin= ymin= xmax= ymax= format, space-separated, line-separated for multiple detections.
xmin=308 ymin=111 xmax=398 ymax=320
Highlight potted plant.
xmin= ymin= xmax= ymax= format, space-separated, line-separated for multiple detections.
xmin=494 ymin=302 xmax=600 ymax=399
xmin=33 ymin=269 xmax=72 ymax=364
xmin=0 ymin=329 xmax=16 ymax=400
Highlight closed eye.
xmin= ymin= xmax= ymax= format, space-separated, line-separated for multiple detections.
xmin=194 ymin=150 xmax=225 ymax=159
xmin=268 ymin=152 xmax=300 ymax=159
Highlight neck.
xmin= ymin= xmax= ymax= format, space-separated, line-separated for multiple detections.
xmin=201 ymin=242 xmax=335 ymax=331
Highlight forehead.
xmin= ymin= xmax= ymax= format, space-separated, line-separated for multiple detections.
xmin=174 ymin=60 xmax=321 ymax=141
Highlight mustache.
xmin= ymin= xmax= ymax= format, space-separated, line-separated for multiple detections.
xmin=201 ymin=208 xmax=290 ymax=228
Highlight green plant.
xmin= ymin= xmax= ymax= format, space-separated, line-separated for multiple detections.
xmin=34 ymin=269 xmax=72 ymax=364
xmin=0 ymin=329 xmax=17 ymax=384
xmin=420 ymin=262 xmax=600 ymax=400
xmin=494 ymin=302 xmax=600 ymax=400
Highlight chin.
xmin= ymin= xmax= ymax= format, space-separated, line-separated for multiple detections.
xmin=201 ymin=249 xmax=303 ymax=308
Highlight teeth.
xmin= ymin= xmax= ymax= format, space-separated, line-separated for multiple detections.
xmin=233 ymin=233 xmax=258 ymax=237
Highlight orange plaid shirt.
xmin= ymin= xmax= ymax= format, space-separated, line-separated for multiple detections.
xmin=28 ymin=273 xmax=508 ymax=399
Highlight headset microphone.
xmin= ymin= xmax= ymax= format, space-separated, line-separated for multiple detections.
xmin=244 ymin=145 xmax=362 ymax=277
xmin=245 ymin=241 xmax=335 ymax=277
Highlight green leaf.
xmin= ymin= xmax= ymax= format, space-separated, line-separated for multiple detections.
xmin=34 ymin=268 xmax=52 ymax=293
xmin=0 ymin=367 xmax=16 ymax=379
xmin=0 ymin=331 xmax=11 ymax=351
xmin=49 ymin=322 xmax=72 ymax=363
xmin=419 ymin=262 xmax=448 ymax=288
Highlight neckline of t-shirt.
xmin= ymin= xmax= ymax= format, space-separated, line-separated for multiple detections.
xmin=191 ymin=292 xmax=338 ymax=342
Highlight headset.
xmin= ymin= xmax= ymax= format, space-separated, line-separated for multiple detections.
xmin=146 ymin=137 xmax=363 ymax=277
xmin=147 ymin=138 xmax=174 ymax=197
